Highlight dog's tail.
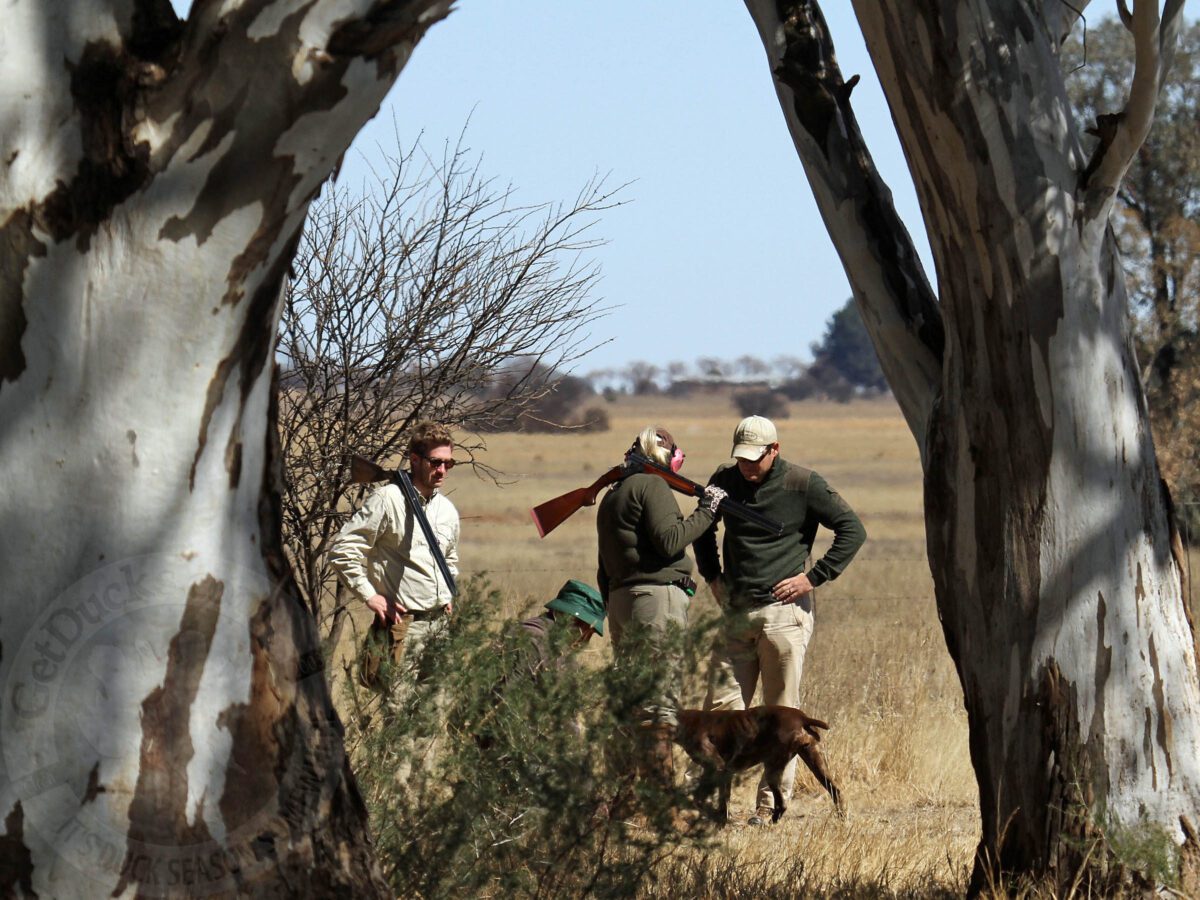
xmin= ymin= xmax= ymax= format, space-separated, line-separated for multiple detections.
xmin=802 ymin=717 xmax=829 ymax=742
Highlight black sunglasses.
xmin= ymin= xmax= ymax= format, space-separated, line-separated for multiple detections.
xmin=416 ymin=453 xmax=458 ymax=470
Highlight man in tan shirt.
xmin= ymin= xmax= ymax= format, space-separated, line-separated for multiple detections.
xmin=330 ymin=421 xmax=460 ymax=689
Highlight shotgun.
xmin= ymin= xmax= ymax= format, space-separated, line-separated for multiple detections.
xmin=348 ymin=455 xmax=458 ymax=597
xmin=530 ymin=453 xmax=785 ymax=537
xmin=530 ymin=464 xmax=627 ymax=537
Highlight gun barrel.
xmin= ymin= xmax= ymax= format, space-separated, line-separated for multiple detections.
xmin=628 ymin=453 xmax=784 ymax=536
xmin=394 ymin=469 xmax=458 ymax=597
xmin=714 ymin=497 xmax=785 ymax=535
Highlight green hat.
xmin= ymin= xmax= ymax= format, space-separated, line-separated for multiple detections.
xmin=546 ymin=579 xmax=606 ymax=636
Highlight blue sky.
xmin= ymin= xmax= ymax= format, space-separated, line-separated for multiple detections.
xmin=342 ymin=3 xmax=930 ymax=377
xmin=166 ymin=4 xmax=1195 ymax=377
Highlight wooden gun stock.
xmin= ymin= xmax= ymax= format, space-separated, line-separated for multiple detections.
xmin=530 ymin=454 xmax=785 ymax=538
xmin=350 ymin=454 xmax=390 ymax=485
xmin=530 ymin=465 xmax=626 ymax=537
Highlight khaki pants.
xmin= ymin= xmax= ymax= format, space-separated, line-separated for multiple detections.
xmin=607 ymin=583 xmax=690 ymax=726
xmin=704 ymin=595 xmax=814 ymax=810
xmin=360 ymin=612 xmax=448 ymax=692
xmin=361 ymin=611 xmax=450 ymax=782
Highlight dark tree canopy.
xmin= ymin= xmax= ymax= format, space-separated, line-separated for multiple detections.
xmin=811 ymin=298 xmax=888 ymax=393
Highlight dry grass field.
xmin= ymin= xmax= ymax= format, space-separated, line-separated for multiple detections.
xmin=441 ymin=390 xmax=980 ymax=893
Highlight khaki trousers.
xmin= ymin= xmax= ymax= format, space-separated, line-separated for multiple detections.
xmin=395 ymin=614 xmax=448 ymax=678
xmin=360 ymin=611 xmax=449 ymax=783
xmin=704 ymin=595 xmax=814 ymax=810
xmin=607 ymin=582 xmax=690 ymax=726
xmin=361 ymin=611 xmax=448 ymax=692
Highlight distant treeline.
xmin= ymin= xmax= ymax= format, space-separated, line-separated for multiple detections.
xmin=485 ymin=298 xmax=889 ymax=430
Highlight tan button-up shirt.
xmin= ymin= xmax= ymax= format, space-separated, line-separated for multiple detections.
xmin=328 ymin=482 xmax=460 ymax=612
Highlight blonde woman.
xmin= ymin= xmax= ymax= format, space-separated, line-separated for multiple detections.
xmin=596 ymin=425 xmax=725 ymax=785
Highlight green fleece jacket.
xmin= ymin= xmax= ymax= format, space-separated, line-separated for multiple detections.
xmin=596 ymin=473 xmax=715 ymax=598
xmin=693 ymin=458 xmax=865 ymax=608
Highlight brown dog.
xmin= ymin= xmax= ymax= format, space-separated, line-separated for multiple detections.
xmin=674 ymin=705 xmax=843 ymax=824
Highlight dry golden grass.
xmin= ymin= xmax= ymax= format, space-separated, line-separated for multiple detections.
xmin=440 ymin=391 xmax=979 ymax=894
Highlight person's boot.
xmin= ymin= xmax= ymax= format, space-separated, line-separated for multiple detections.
xmin=747 ymin=805 xmax=774 ymax=826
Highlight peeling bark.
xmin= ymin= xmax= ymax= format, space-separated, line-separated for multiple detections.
xmin=43 ymin=42 xmax=155 ymax=250
xmin=1181 ymin=815 xmax=1200 ymax=895
xmin=0 ymin=1 xmax=450 ymax=896
xmin=214 ymin=593 xmax=378 ymax=896
xmin=0 ymin=211 xmax=41 ymax=382
xmin=114 ymin=577 xmax=222 ymax=897
xmin=746 ymin=0 xmax=1200 ymax=890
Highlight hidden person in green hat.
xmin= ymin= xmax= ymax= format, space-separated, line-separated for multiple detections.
xmin=474 ymin=580 xmax=607 ymax=754
xmin=517 ymin=579 xmax=606 ymax=676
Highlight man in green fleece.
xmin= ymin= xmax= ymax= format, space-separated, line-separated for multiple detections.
xmin=694 ymin=415 xmax=865 ymax=825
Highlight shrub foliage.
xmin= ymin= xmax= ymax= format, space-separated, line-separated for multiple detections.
xmin=344 ymin=579 xmax=713 ymax=899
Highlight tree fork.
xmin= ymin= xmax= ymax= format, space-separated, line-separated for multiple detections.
xmin=745 ymin=0 xmax=1200 ymax=892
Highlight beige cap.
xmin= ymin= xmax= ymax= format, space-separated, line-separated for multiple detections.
xmin=731 ymin=415 xmax=778 ymax=460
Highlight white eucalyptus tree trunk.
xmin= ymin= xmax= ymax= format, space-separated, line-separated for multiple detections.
xmin=745 ymin=0 xmax=1200 ymax=889
xmin=0 ymin=2 xmax=449 ymax=896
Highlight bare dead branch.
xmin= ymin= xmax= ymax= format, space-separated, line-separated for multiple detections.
xmin=277 ymin=132 xmax=618 ymax=626
xmin=1080 ymin=1 xmax=1167 ymax=209
xmin=743 ymin=0 xmax=942 ymax=457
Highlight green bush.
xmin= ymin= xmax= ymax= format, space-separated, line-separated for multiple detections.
xmin=1091 ymin=809 xmax=1181 ymax=893
xmin=345 ymin=578 xmax=715 ymax=899
xmin=731 ymin=389 xmax=791 ymax=420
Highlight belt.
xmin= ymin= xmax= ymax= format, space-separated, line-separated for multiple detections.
xmin=737 ymin=593 xmax=809 ymax=611
xmin=727 ymin=589 xmax=779 ymax=611
xmin=670 ymin=576 xmax=697 ymax=597
xmin=404 ymin=606 xmax=449 ymax=621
